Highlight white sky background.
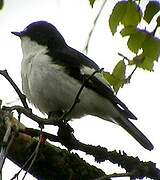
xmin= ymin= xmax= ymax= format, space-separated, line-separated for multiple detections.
xmin=0 ymin=0 xmax=160 ymax=179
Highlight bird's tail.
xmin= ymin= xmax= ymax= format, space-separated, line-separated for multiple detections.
xmin=116 ymin=115 xmax=153 ymax=151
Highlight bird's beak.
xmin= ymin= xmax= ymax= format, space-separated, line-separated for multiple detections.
xmin=11 ymin=31 xmax=22 ymax=37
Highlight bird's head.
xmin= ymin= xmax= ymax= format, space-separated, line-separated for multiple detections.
xmin=11 ymin=21 xmax=66 ymax=49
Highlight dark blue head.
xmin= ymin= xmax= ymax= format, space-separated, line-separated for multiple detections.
xmin=12 ymin=21 xmax=66 ymax=49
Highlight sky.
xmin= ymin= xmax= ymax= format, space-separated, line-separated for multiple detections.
xmin=0 ymin=0 xmax=160 ymax=179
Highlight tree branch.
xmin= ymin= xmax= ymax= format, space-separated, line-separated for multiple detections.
xmin=0 ymin=108 xmax=159 ymax=179
xmin=0 ymin=109 xmax=106 ymax=180
xmin=10 ymin=115 xmax=160 ymax=180
xmin=84 ymin=0 xmax=107 ymax=53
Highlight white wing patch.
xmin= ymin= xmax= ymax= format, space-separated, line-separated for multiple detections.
xmin=81 ymin=66 xmax=113 ymax=91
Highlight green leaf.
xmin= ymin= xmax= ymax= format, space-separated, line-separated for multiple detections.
xmin=109 ymin=0 xmax=142 ymax=35
xmin=109 ymin=1 xmax=127 ymax=35
xmin=0 ymin=0 xmax=3 ymax=9
xmin=131 ymin=35 xmax=160 ymax=71
xmin=112 ymin=60 xmax=126 ymax=93
xmin=120 ymin=26 xmax=137 ymax=37
xmin=142 ymin=35 xmax=160 ymax=60
xmin=112 ymin=60 xmax=126 ymax=78
xmin=130 ymin=53 xmax=145 ymax=66
xmin=102 ymin=72 xmax=114 ymax=86
xmin=138 ymin=56 xmax=154 ymax=71
xmin=127 ymin=30 xmax=147 ymax=54
xmin=121 ymin=0 xmax=142 ymax=27
xmin=103 ymin=60 xmax=126 ymax=93
xmin=144 ymin=1 xmax=160 ymax=24
xmin=89 ymin=0 xmax=96 ymax=7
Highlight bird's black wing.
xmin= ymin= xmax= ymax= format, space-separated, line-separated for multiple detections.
xmin=49 ymin=46 xmax=137 ymax=120
xmin=86 ymin=75 xmax=137 ymax=120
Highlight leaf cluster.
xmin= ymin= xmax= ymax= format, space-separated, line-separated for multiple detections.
xmin=89 ymin=0 xmax=160 ymax=92
xmin=108 ymin=0 xmax=160 ymax=92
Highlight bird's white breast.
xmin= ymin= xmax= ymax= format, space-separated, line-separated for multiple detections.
xmin=21 ymin=37 xmax=81 ymax=114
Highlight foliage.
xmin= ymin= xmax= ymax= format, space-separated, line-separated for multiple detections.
xmin=107 ymin=0 xmax=160 ymax=92
xmin=103 ymin=60 xmax=126 ymax=93
xmin=90 ymin=0 xmax=160 ymax=92
xmin=144 ymin=1 xmax=160 ymax=23
xmin=109 ymin=0 xmax=142 ymax=35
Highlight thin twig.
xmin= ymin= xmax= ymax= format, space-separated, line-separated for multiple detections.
xmin=60 ymin=68 xmax=103 ymax=122
xmin=3 ymin=105 xmax=58 ymax=126
xmin=125 ymin=66 xmax=137 ymax=83
xmin=84 ymin=0 xmax=108 ymax=53
xmin=118 ymin=52 xmax=138 ymax=83
xmin=0 ymin=132 xmax=15 ymax=180
xmin=0 ymin=70 xmax=29 ymax=109
xmin=22 ymin=128 xmax=43 ymax=180
xmin=118 ymin=52 xmax=130 ymax=62
xmin=0 ymin=116 xmax=12 ymax=172
xmin=1 ymin=132 xmax=15 ymax=169
xmin=10 ymin=150 xmax=36 ymax=180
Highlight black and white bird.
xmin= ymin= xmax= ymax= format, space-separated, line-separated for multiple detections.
xmin=12 ymin=21 xmax=153 ymax=150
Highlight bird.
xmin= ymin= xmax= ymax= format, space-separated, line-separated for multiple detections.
xmin=12 ymin=21 xmax=153 ymax=150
